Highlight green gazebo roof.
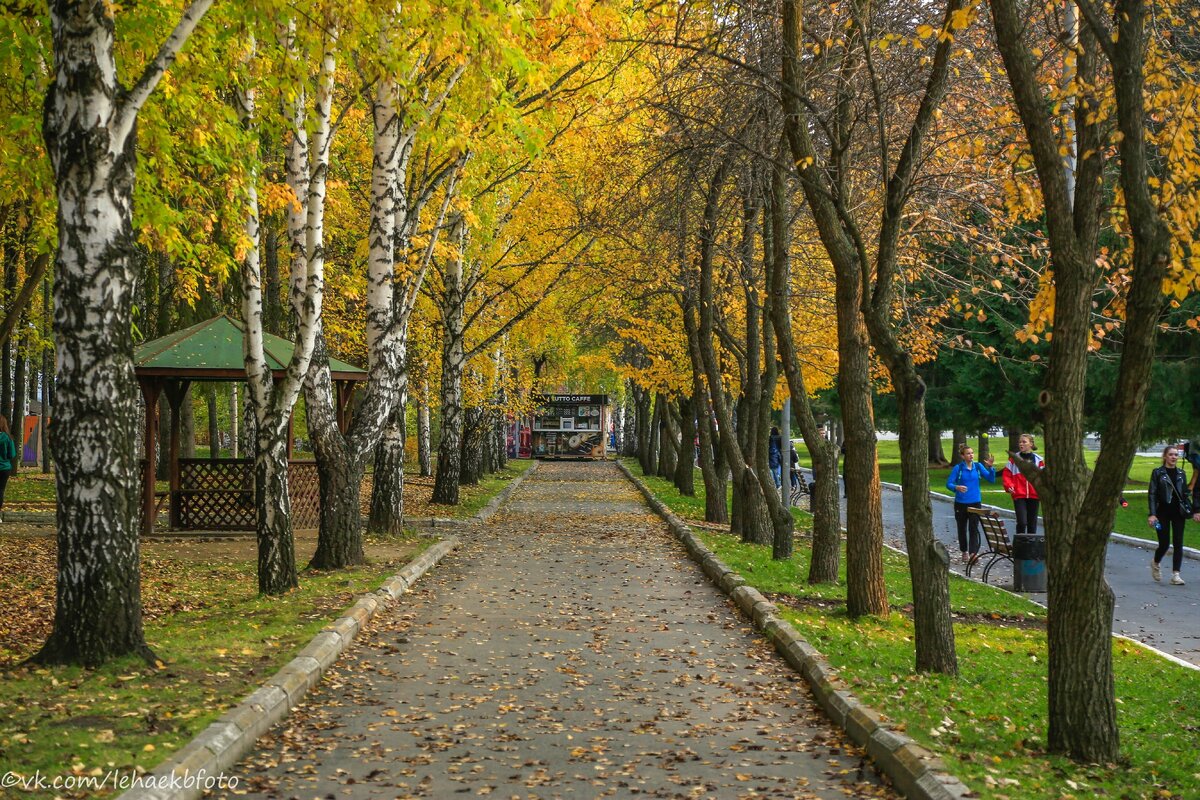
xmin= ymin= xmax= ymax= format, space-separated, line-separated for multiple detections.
xmin=134 ymin=315 xmax=367 ymax=382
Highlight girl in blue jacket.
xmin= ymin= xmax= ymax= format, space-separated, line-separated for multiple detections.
xmin=947 ymin=444 xmax=996 ymax=563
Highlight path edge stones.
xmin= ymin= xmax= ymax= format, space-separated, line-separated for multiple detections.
xmin=616 ymin=460 xmax=973 ymax=800
xmin=117 ymin=536 xmax=461 ymax=800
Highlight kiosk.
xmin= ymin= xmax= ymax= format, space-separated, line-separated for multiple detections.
xmin=530 ymin=394 xmax=608 ymax=459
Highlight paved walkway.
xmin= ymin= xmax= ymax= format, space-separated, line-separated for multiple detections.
xmin=220 ymin=461 xmax=894 ymax=800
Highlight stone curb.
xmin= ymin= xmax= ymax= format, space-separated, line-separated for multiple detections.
xmin=616 ymin=460 xmax=973 ymax=800
xmin=117 ymin=536 xmax=461 ymax=800
xmin=475 ymin=459 xmax=539 ymax=522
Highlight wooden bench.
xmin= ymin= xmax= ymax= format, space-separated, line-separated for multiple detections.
xmin=966 ymin=508 xmax=1013 ymax=584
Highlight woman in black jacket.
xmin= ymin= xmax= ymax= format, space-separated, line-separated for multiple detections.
xmin=1148 ymin=445 xmax=1200 ymax=585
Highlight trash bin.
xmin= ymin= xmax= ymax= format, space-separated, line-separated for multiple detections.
xmin=1012 ymin=534 xmax=1046 ymax=592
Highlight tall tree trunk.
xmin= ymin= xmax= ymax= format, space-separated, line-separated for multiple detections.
xmin=180 ymin=386 xmax=195 ymax=458
xmin=928 ymin=421 xmax=947 ymax=466
xmin=949 ymin=429 xmax=966 ymax=465
xmin=12 ymin=336 xmax=26 ymax=454
xmin=674 ymin=394 xmax=695 ymax=496
xmin=459 ymin=406 xmax=484 ymax=486
xmin=35 ymin=0 xmax=214 ymax=665
xmin=40 ymin=275 xmax=51 ymax=473
xmin=432 ymin=216 xmax=466 ymax=505
xmin=634 ymin=385 xmax=652 ymax=472
xmin=207 ymin=385 xmax=219 ymax=459
xmin=417 ymin=383 xmax=432 ymax=477
xmin=368 ymin=402 xmax=406 ymax=536
xmin=263 ymin=214 xmax=283 ymax=337
xmin=764 ymin=166 xmax=837 ymax=579
xmin=643 ymin=391 xmax=661 ymax=476
xmin=656 ymin=394 xmax=677 ymax=479
xmin=2 ymin=239 xmax=15 ymax=423
xmin=229 ymin=382 xmax=239 ymax=459
xmin=255 ymin=431 xmax=297 ymax=594
xmin=306 ymin=334 xmax=367 ymax=570
xmin=622 ymin=382 xmax=638 ymax=457
xmin=781 ymin=0 xmax=886 ymax=616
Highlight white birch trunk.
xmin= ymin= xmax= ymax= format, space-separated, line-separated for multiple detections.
xmin=37 ymin=0 xmax=213 ymax=666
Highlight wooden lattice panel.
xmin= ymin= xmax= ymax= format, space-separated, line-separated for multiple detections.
xmin=178 ymin=490 xmax=257 ymax=530
xmin=179 ymin=459 xmax=253 ymax=491
xmin=288 ymin=461 xmax=321 ymax=530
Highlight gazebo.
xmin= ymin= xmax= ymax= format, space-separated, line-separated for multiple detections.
xmin=135 ymin=315 xmax=367 ymax=536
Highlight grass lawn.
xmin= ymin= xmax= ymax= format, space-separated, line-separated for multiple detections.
xmin=793 ymin=438 xmax=1200 ymax=550
xmin=631 ymin=467 xmax=1200 ymax=800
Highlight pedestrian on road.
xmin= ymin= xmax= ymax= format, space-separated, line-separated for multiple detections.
xmin=769 ymin=426 xmax=783 ymax=489
xmin=789 ymin=441 xmax=801 ymax=491
xmin=0 ymin=415 xmax=16 ymax=523
xmin=947 ymin=444 xmax=996 ymax=563
xmin=1148 ymin=445 xmax=1200 ymax=586
xmin=1002 ymin=433 xmax=1044 ymax=536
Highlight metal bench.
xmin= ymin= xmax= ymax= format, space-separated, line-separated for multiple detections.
xmin=966 ymin=508 xmax=1013 ymax=584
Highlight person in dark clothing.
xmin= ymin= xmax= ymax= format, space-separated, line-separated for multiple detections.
xmin=1148 ymin=445 xmax=1200 ymax=585
xmin=947 ymin=443 xmax=996 ymax=563
xmin=768 ymin=427 xmax=783 ymax=488
xmin=789 ymin=442 xmax=800 ymax=490
xmin=0 ymin=415 xmax=15 ymax=523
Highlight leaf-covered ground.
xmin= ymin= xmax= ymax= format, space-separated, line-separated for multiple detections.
xmin=0 ymin=529 xmax=427 ymax=799
xmin=218 ymin=461 xmax=897 ymax=800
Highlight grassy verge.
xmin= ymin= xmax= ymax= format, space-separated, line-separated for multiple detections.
xmin=620 ymin=458 xmax=813 ymax=528
xmin=632 ymin=468 xmax=1200 ymax=800
xmin=794 ymin=438 xmax=1200 ymax=550
xmin=0 ymin=534 xmax=428 ymax=799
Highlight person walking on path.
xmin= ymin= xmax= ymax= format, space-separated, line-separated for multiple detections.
xmin=769 ymin=426 xmax=783 ymax=488
xmin=1002 ymin=433 xmax=1044 ymax=536
xmin=0 ymin=415 xmax=17 ymax=523
xmin=947 ymin=444 xmax=996 ymax=563
xmin=1148 ymin=445 xmax=1200 ymax=586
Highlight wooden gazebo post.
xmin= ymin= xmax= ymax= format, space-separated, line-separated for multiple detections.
xmin=139 ymin=379 xmax=162 ymax=538
xmin=163 ymin=380 xmax=190 ymax=529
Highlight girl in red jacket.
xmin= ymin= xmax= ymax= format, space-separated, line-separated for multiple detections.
xmin=1003 ymin=433 xmax=1044 ymax=535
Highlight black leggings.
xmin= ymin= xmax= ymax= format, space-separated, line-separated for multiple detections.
xmin=0 ymin=470 xmax=9 ymax=509
xmin=954 ymin=502 xmax=982 ymax=554
xmin=1155 ymin=513 xmax=1186 ymax=572
xmin=1014 ymin=498 xmax=1039 ymax=535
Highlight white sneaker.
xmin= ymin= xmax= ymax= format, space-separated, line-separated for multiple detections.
xmin=1151 ymin=561 xmax=1161 ymax=582
xmin=1171 ymin=572 xmax=1185 ymax=586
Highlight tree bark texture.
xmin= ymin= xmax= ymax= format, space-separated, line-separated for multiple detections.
xmin=417 ymin=386 xmax=432 ymax=477
xmin=460 ymin=406 xmax=485 ymax=486
xmin=432 ymin=216 xmax=467 ymax=505
xmin=989 ymin=0 xmax=1172 ymax=760
xmin=674 ymin=394 xmax=696 ymax=496
xmin=781 ymin=0 xmax=885 ymax=616
xmin=368 ymin=404 xmax=406 ymax=536
xmin=37 ymin=0 xmax=213 ymax=665
xmin=765 ymin=162 xmax=839 ymax=582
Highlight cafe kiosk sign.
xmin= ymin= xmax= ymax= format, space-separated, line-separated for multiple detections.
xmin=530 ymin=394 xmax=608 ymax=459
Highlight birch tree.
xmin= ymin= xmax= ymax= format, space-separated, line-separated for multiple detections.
xmin=306 ymin=31 xmax=466 ymax=559
xmin=34 ymin=0 xmax=213 ymax=666
xmin=238 ymin=20 xmax=335 ymax=594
